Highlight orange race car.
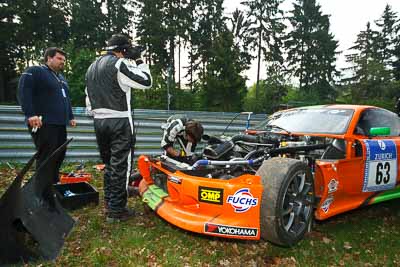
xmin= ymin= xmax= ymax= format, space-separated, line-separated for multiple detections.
xmin=137 ymin=105 xmax=400 ymax=246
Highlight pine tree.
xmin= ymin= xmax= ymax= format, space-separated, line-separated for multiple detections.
xmin=375 ymin=4 xmax=398 ymax=72
xmin=69 ymin=0 xmax=108 ymax=50
xmin=0 ymin=0 xmax=20 ymax=102
xmin=228 ymin=9 xmax=253 ymax=71
xmin=285 ymin=0 xmax=338 ymax=100
xmin=202 ymin=30 xmax=246 ymax=111
xmin=0 ymin=0 xmax=70 ymax=102
xmin=394 ymin=28 xmax=400 ymax=81
xmin=13 ymin=0 xmax=70 ymax=64
xmin=389 ymin=9 xmax=400 ymax=81
xmin=103 ymin=0 xmax=134 ymax=35
xmin=193 ymin=0 xmax=226 ymax=85
xmin=135 ymin=0 xmax=169 ymax=74
xmin=343 ymin=22 xmax=391 ymax=100
xmin=241 ymin=0 xmax=285 ymax=98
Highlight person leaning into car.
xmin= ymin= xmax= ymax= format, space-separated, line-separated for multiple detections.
xmin=85 ymin=33 xmax=152 ymax=223
xmin=18 ymin=47 xmax=76 ymax=184
xmin=161 ymin=114 xmax=204 ymax=160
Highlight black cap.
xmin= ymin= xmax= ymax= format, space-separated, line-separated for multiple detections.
xmin=105 ymin=34 xmax=131 ymax=51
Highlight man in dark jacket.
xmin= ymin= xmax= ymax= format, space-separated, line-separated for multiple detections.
xmin=85 ymin=34 xmax=152 ymax=222
xmin=18 ymin=47 xmax=76 ymax=183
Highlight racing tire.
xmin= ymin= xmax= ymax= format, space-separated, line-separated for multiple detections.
xmin=256 ymin=157 xmax=314 ymax=246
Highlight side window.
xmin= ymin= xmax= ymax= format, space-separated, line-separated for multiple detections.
xmin=355 ymin=108 xmax=400 ymax=136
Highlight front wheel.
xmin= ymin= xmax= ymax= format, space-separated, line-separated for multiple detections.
xmin=256 ymin=158 xmax=314 ymax=246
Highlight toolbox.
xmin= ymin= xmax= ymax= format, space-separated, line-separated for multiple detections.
xmin=59 ymin=172 xmax=92 ymax=184
xmin=54 ymin=182 xmax=99 ymax=210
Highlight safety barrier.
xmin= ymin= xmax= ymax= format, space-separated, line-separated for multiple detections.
xmin=0 ymin=105 xmax=266 ymax=162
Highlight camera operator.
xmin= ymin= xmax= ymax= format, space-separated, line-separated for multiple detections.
xmin=85 ymin=33 xmax=152 ymax=223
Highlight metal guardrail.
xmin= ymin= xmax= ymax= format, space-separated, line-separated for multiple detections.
xmin=0 ymin=105 xmax=266 ymax=162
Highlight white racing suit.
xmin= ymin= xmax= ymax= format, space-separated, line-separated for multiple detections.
xmin=161 ymin=114 xmax=196 ymax=157
xmin=85 ymin=53 xmax=151 ymax=213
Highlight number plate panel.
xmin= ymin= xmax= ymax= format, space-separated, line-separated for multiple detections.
xmin=363 ymin=140 xmax=397 ymax=192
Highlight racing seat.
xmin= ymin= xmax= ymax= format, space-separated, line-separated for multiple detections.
xmin=321 ymin=139 xmax=346 ymax=160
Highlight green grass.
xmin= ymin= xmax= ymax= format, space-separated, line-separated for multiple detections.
xmin=1 ymin=162 xmax=399 ymax=266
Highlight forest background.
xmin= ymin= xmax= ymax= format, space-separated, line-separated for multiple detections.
xmin=1 ymin=0 xmax=400 ymax=113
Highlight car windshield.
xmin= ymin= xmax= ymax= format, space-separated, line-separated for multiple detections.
xmin=255 ymin=107 xmax=354 ymax=134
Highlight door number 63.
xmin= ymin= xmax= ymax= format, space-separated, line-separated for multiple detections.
xmin=376 ymin=162 xmax=390 ymax=185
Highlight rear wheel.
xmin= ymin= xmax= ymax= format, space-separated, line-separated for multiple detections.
xmin=256 ymin=157 xmax=314 ymax=246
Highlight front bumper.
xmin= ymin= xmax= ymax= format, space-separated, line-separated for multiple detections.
xmin=138 ymin=155 xmax=263 ymax=240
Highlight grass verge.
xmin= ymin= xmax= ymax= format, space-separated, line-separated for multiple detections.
xmin=0 ymin=162 xmax=399 ymax=266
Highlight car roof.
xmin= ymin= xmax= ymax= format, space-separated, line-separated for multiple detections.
xmin=286 ymin=104 xmax=376 ymax=112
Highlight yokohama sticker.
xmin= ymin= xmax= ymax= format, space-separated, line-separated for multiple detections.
xmin=204 ymin=223 xmax=258 ymax=237
xmin=227 ymin=188 xmax=258 ymax=213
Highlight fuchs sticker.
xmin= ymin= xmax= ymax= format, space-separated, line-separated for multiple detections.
xmin=204 ymin=223 xmax=258 ymax=237
xmin=328 ymin=179 xmax=339 ymax=193
xmin=168 ymin=176 xmax=182 ymax=184
xmin=321 ymin=195 xmax=334 ymax=213
xmin=199 ymin=186 xmax=223 ymax=205
xmin=227 ymin=188 xmax=258 ymax=213
xmin=363 ymin=140 xmax=397 ymax=192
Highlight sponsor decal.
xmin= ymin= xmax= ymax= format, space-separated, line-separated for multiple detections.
xmin=168 ymin=175 xmax=182 ymax=184
xmin=204 ymin=223 xmax=258 ymax=237
xmin=227 ymin=188 xmax=258 ymax=213
xmin=198 ymin=186 xmax=223 ymax=205
xmin=328 ymin=179 xmax=339 ymax=193
xmin=321 ymin=195 xmax=334 ymax=213
xmin=377 ymin=140 xmax=386 ymax=150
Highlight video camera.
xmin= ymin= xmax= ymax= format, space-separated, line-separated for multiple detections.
xmin=124 ymin=45 xmax=146 ymax=60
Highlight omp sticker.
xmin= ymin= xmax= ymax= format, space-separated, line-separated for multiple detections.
xmin=204 ymin=223 xmax=258 ymax=237
xmin=328 ymin=179 xmax=339 ymax=193
xmin=321 ymin=195 xmax=334 ymax=213
xmin=227 ymin=188 xmax=258 ymax=213
xmin=198 ymin=186 xmax=223 ymax=205
xmin=363 ymin=140 xmax=397 ymax=192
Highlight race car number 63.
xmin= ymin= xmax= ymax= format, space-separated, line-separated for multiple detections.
xmin=363 ymin=140 xmax=397 ymax=192
xmin=375 ymin=162 xmax=390 ymax=185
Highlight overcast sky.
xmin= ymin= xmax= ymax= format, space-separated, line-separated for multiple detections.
xmin=223 ymin=0 xmax=400 ymax=85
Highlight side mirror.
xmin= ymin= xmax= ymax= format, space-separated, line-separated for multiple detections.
xmin=369 ymin=127 xmax=390 ymax=136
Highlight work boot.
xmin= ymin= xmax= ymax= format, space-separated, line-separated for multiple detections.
xmin=106 ymin=207 xmax=136 ymax=223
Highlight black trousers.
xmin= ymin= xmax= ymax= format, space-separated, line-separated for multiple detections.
xmin=30 ymin=124 xmax=67 ymax=183
xmin=94 ymin=118 xmax=135 ymax=213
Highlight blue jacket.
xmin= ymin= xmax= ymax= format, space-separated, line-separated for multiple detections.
xmin=18 ymin=65 xmax=74 ymax=126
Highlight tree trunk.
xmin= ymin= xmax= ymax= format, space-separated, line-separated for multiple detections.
xmin=169 ymin=37 xmax=175 ymax=83
xmin=256 ymin=24 xmax=262 ymax=98
xmin=190 ymin=60 xmax=193 ymax=91
xmin=178 ymin=37 xmax=181 ymax=90
xmin=0 ymin=72 xmax=5 ymax=102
